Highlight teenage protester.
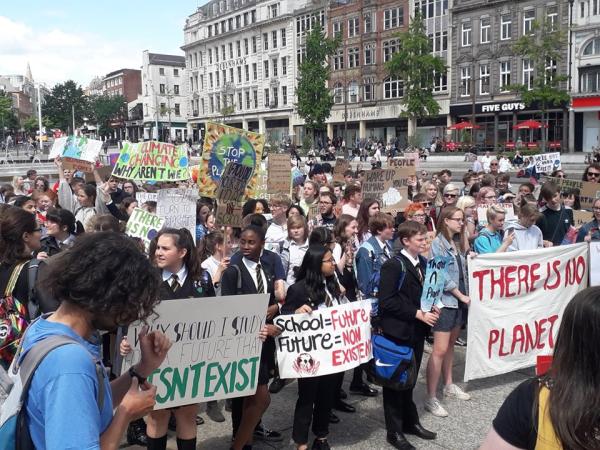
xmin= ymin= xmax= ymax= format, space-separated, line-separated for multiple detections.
xmin=265 ymin=194 xmax=292 ymax=247
xmin=199 ymin=230 xmax=231 ymax=296
xmin=299 ymin=181 xmax=319 ymax=216
xmin=481 ymin=287 xmax=600 ymax=450
xmin=536 ymin=182 xmax=574 ymax=246
xmin=135 ymin=228 xmax=215 ymax=450
xmin=12 ymin=195 xmax=37 ymax=215
xmin=379 ymin=222 xmax=439 ymax=450
xmin=309 ymin=192 xmax=338 ymax=231
xmin=122 ymin=180 xmax=138 ymax=198
xmin=39 ymin=208 xmax=77 ymax=257
xmin=35 ymin=189 xmax=58 ymax=227
xmin=23 ymin=232 xmax=171 ymax=449
xmin=341 ymin=184 xmax=363 ymax=218
xmin=56 ymin=159 xmax=110 ymax=231
xmin=507 ymin=204 xmax=544 ymax=251
xmin=196 ymin=201 xmax=212 ymax=241
xmin=102 ymin=176 xmax=127 ymax=205
xmin=456 ymin=195 xmax=477 ymax=245
xmin=473 ymin=206 xmax=514 ymax=254
xmin=280 ymin=215 xmax=310 ymax=289
xmin=476 ymin=186 xmax=497 ymax=205
xmin=283 ymin=245 xmax=345 ymax=450
xmin=353 ymin=213 xmax=396 ymax=397
xmin=356 ymin=198 xmax=381 ymax=243
xmin=221 ymin=226 xmax=283 ymax=450
xmin=12 ymin=175 xmax=28 ymax=196
xmin=425 ymin=207 xmax=471 ymax=418
xmin=577 ymin=198 xmax=600 ymax=242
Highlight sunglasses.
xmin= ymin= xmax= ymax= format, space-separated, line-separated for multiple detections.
xmin=444 ymin=194 xmax=458 ymax=198
xmin=588 ymin=172 xmax=600 ymax=178
xmin=490 ymin=163 xmax=499 ymax=166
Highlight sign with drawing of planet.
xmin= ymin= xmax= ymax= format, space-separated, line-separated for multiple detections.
xmin=198 ymin=122 xmax=265 ymax=199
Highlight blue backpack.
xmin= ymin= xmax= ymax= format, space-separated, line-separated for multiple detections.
xmin=0 ymin=318 xmax=105 ymax=450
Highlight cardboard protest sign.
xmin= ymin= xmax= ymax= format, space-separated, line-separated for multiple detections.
xmin=590 ymin=242 xmax=600 ymax=287
xmin=215 ymin=202 xmax=244 ymax=228
xmin=388 ymin=157 xmax=417 ymax=170
xmin=50 ymin=136 xmax=103 ymax=167
xmin=136 ymin=192 xmax=158 ymax=205
xmin=267 ymin=154 xmax=291 ymax=194
xmin=198 ymin=122 xmax=264 ymax=198
xmin=530 ymin=152 xmax=561 ymax=174
xmin=111 ymin=141 xmax=190 ymax=181
xmin=420 ymin=256 xmax=452 ymax=311
xmin=545 ymin=177 xmax=600 ymax=209
xmin=274 ymin=300 xmax=372 ymax=378
xmin=465 ymin=243 xmax=588 ymax=381
xmin=125 ymin=207 xmax=165 ymax=248
xmin=477 ymin=203 xmax=516 ymax=227
xmin=217 ymin=162 xmax=253 ymax=202
xmin=333 ymin=159 xmax=351 ymax=183
xmin=573 ymin=210 xmax=593 ymax=228
xmin=157 ymin=188 xmax=198 ymax=243
xmin=403 ymin=152 xmax=420 ymax=167
xmin=121 ymin=294 xmax=269 ymax=409
xmin=253 ymin=163 xmax=271 ymax=201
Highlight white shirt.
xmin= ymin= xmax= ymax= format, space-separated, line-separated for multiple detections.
xmin=498 ymin=158 xmax=511 ymax=173
xmin=242 ymin=256 xmax=268 ymax=293
xmin=201 ymin=256 xmax=220 ymax=279
xmin=400 ymin=249 xmax=420 ymax=268
xmin=265 ymin=222 xmax=287 ymax=246
xmin=375 ymin=236 xmax=391 ymax=257
xmin=481 ymin=155 xmax=492 ymax=172
xmin=162 ymin=265 xmax=188 ymax=287
xmin=341 ymin=203 xmax=359 ymax=218
xmin=286 ymin=239 xmax=309 ymax=287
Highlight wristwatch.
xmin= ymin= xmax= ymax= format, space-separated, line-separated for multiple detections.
xmin=128 ymin=366 xmax=147 ymax=384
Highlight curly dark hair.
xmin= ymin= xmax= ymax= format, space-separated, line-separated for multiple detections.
xmin=40 ymin=232 xmax=161 ymax=325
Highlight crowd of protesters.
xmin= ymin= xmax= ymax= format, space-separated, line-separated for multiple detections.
xmin=0 ymin=150 xmax=599 ymax=450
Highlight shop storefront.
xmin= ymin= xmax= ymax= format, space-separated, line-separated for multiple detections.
xmin=571 ymin=96 xmax=600 ymax=152
xmin=449 ymin=101 xmax=567 ymax=151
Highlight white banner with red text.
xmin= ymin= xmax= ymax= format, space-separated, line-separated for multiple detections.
xmin=274 ymin=300 xmax=372 ymax=378
xmin=465 ymin=243 xmax=589 ymax=382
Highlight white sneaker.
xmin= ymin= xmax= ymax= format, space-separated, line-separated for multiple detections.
xmin=424 ymin=397 xmax=448 ymax=417
xmin=443 ymin=383 xmax=471 ymax=401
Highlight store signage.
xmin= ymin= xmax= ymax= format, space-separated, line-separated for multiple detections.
xmin=481 ymin=102 xmax=526 ymax=113
xmin=216 ymin=57 xmax=248 ymax=70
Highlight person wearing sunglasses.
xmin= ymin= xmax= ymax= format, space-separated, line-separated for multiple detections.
xmin=582 ymin=163 xmax=600 ymax=183
xmin=441 ymin=184 xmax=460 ymax=208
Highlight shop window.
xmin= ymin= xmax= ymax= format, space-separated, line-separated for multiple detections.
xmin=384 ymin=77 xmax=403 ymax=99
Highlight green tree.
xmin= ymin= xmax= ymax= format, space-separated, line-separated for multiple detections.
xmin=295 ymin=26 xmax=339 ymax=143
xmin=509 ymin=20 xmax=569 ymax=152
xmin=386 ymin=12 xmax=446 ymax=140
xmin=0 ymin=91 xmax=18 ymax=141
xmin=22 ymin=116 xmax=53 ymax=135
xmin=88 ymin=94 xmax=126 ymax=137
xmin=43 ymin=80 xmax=90 ymax=133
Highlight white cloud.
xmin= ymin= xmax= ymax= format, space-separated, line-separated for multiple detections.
xmin=0 ymin=15 xmax=142 ymax=88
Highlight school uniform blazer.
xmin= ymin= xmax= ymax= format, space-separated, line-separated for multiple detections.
xmin=378 ymin=253 xmax=428 ymax=345
xmin=159 ymin=270 xmax=215 ymax=300
xmin=281 ymin=280 xmax=311 ymax=315
xmin=221 ymin=259 xmax=278 ymax=311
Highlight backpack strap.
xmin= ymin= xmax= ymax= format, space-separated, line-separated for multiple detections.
xmin=15 ymin=334 xmax=105 ymax=410
xmin=25 ymin=260 xmax=41 ymax=319
xmin=393 ymin=256 xmax=407 ymax=292
xmin=232 ymin=265 xmax=243 ymax=295
xmin=4 ymin=262 xmax=27 ymax=297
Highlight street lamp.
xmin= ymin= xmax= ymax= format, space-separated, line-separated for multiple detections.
xmin=36 ymin=83 xmax=42 ymax=151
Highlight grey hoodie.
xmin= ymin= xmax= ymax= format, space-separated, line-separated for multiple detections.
xmin=506 ymin=221 xmax=543 ymax=252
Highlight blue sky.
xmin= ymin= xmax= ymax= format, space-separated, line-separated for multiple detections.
xmin=0 ymin=0 xmax=211 ymax=87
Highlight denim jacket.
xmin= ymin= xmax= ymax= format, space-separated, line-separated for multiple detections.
xmin=576 ymin=218 xmax=600 ymax=242
xmin=430 ymin=234 xmax=469 ymax=309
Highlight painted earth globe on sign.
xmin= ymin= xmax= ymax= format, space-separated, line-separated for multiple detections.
xmin=209 ymin=134 xmax=256 ymax=182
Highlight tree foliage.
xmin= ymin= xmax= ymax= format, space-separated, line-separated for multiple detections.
xmin=509 ymin=20 xmax=569 ymax=151
xmin=43 ymin=80 xmax=90 ymax=133
xmin=0 ymin=91 xmax=18 ymax=134
xmin=22 ymin=116 xmax=53 ymax=134
xmin=295 ymin=26 xmax=339 ymax=135
xmin=88 ymin=94 xmax=126 ymax=136
xmin=386 ymin=12 xmax=446 ymax=123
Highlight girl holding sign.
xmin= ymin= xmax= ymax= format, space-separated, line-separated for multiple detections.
xmin=122 ymin=228 xmax=215 ymax=450
xmin=282 ymin=245 xmax=346 ymax=450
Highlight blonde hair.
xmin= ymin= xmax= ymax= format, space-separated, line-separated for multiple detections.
xmin=287 ymin=214 xmax=309 ymax=241
xmin=486 ymin=204 xmax=506 ymax=222
xmin=456 ymin=195 xmax=476 ymax=211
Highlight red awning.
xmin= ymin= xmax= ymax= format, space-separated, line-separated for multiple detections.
xmin=448 ymin=121 xmax=481 ymax=130
xmin=513 ymin=119 xmax=548 ymax=129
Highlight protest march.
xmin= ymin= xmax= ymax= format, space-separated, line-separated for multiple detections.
xmin=1 ymin=124 xmax=600 ymax=450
